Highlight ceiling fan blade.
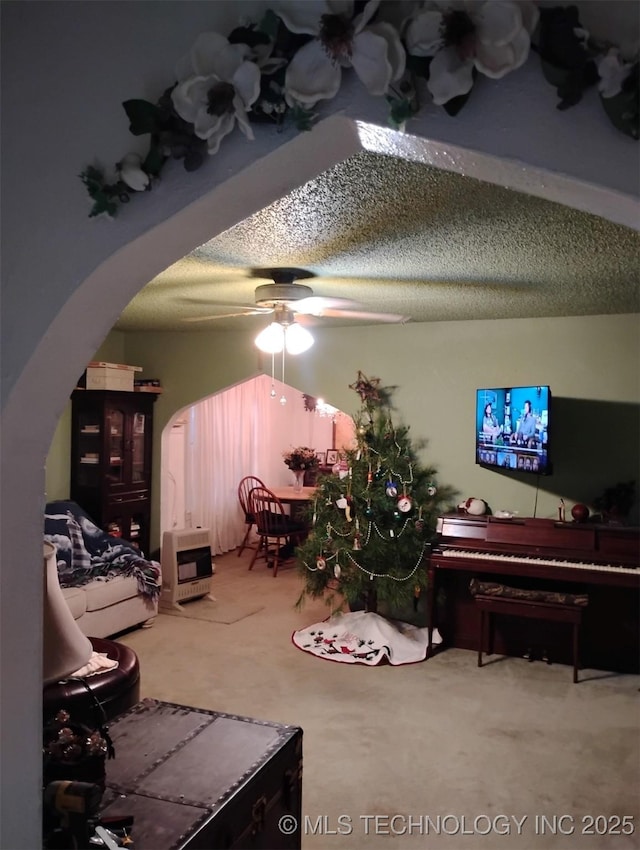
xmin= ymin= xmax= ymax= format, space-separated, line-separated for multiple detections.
xmin=314 ymin=308 xmax=411 ymax=323
xmin=179 ymin=297 xmax=273 ymax=312
xmin=182 ymin=309 xmax=271 ymax=323
xmin=293 ymin=296 xmax=359 ymax=315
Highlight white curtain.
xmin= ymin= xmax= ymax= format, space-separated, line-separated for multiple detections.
xmin=181 ymin=375 xmax=339 ymax=554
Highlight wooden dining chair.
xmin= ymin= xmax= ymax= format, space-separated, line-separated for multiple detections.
xmin=237 ymin=475 xmax=266 ymax=556
xmin=247 ymin=486 xmax=308 ymax=577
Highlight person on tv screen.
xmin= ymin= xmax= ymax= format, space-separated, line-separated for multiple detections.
xmin=482 ymin=403 xmax=503 ymax=441
xmin=511 ymin=400 xmax=537 ymax=446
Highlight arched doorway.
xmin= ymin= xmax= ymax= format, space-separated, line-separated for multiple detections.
xmin=160 ymin=375 xmax=354 ymax=551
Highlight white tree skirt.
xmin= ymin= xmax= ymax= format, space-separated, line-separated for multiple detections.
xmin=292 ymin=611 xmax=443 ymax=666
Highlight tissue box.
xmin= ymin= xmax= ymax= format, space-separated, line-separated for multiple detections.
xmin=85 ymin=362 xmax=142 ymax=392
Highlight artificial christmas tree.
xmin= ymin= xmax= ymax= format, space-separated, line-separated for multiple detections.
xmin=295 ymin=372 xmax=457 ymax=628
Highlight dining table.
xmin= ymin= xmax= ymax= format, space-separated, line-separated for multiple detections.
xmin=270 ymin=486 xmax=317 ymax=528
xmin=270 ymin=486 xmax=317 ymax=505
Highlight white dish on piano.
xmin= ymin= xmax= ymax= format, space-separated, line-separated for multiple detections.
xmin=494 ymin=510 xmax=515 ymax=519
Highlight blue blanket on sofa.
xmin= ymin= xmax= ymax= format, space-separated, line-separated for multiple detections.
xmin=44 ymin=500 xmax=160 ymax=600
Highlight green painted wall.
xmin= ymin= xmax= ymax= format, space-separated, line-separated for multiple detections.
xmin=46 ymin=314 xmax=640 ymax=548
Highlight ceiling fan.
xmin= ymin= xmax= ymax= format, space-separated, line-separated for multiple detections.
xmin=181 ymin=268 xmax=410 ymax=326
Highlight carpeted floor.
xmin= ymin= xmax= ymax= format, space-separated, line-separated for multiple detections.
xmin=117 ymin=548 xmax=640 ymax=850
xmin=160 ymin=593 xmax=265 ymax=624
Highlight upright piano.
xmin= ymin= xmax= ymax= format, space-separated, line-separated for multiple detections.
xmin=428 ymin=514 xmax=640 ymax=674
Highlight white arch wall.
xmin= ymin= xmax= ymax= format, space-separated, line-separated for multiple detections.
xmin=1 ymin=3 xmax=639 ymax=846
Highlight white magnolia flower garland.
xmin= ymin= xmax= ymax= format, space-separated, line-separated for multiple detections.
xmin=171 ymin=32 xmax=262 ymax=155
xmin=81 ymin=1 xmax=638 ymax=217
xmin=405 ymin=0 xmax=539 ymax=105
xmin=275 ymin=0 xmax=406 ymax=106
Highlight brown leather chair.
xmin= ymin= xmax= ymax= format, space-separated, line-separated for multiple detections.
xmin=237 ymin=475 xmax=266 ymax=556
xmin=248 ymin=486 xmax=308 ymax=577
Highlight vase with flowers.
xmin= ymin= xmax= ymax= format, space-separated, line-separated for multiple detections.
xmin=283 ymin=446 xmax=319 ymax=491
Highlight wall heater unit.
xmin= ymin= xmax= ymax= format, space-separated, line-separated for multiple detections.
xmin=160 ymin=527 xmax=215 ymax=612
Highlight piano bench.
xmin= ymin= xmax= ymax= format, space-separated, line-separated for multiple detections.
xmin=474 ymin=594 xmax=586 ymax=683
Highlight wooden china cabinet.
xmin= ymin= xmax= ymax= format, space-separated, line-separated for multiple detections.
xmin=70 ymin=390 xmax=157 ymax=555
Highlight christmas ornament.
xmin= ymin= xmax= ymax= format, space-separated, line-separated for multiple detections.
xmin=427 ymin=483 xmax=437 ymax=496
xmin=334 ymin=564 xmax=341 ymax=579
xmin=336 ymin=495 xmax=355 ymax=522
xmin=349 ymin=371 xmax=381 ymax=403
xmin=398 ymin=488 xmax=413 ymax=514
xmin=364 ymin=502 xmax=374 ymax=519
xmin=316 ymin=556 xmax=327 ymax=570
xmin=385 ymin=480 xmax=398 ymax=498
xmin=345 ymin=497 xmax=354 ymax=523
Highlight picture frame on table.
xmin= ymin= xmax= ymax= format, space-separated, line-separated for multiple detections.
xmin=326 ymin=449 xmax=339 ymax=465
xmin=315 ymin=451 xmax=326 ymax=466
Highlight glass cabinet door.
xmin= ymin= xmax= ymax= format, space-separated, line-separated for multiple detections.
xmin=131 ymin=412 xmax=146 ymax=484
xmin=76 ymin=411 xmax=101 ymax=487
xmin=128 ymin=509 xmax=145 ymax=548
xmin=106 ymin=408 xmax=125 ymax=484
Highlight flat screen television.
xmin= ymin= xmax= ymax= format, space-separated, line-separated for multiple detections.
xmin=476 ymin=385 xmax=552 ymax=475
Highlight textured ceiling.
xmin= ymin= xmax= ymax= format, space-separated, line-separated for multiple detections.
xmin=115 ymin=151 xmax=639 ymax=332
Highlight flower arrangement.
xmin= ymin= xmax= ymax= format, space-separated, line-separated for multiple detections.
xmin=283 ymin=446 xmax=319 ymax=471
xmin=81 ymin=1 xmax=638 ymax=217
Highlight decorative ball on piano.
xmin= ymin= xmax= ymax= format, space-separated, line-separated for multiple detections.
xmin=571 ymin=503 xmax=590 ymax=523
xmin=459 ymin=497 xmax=488 ymax=516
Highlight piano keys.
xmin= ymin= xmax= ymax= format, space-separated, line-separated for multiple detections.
xmin=428 ymin=514 xmax=640 ymax=674
xmin=437 ymin=548 xmax=639 ymax=585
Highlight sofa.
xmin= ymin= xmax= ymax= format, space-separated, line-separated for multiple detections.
xmin=45 ymin=501 xmax=161 ymax=638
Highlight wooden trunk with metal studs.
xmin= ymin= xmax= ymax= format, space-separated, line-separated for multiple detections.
xmin=99 ymin=699 xmax=303 ymax=850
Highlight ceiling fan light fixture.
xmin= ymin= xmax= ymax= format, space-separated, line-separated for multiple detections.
xmin=255 ymin=322 xmax=284 ymax=353
xmin=285 ymin=322 xmax=314 ymax=354
xmin=255 ymin=320 xmax=314 ymax=355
